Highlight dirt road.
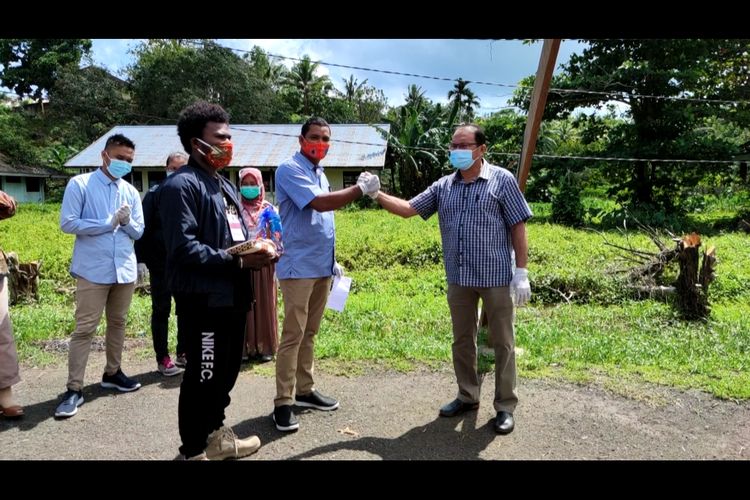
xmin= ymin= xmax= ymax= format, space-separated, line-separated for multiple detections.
xmin=2 ymin=354 xmax=748 ymax=460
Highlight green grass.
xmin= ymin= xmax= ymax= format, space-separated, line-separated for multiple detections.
xmin=316 ymin=265 xmax=452 ymax=370
xmin=4 ymin=202 xmax=750 ymax=398
xmin=1 ymin=203 xmax=75 ymax=285
xmin=516 ymin=301 xmax=750 ymax=398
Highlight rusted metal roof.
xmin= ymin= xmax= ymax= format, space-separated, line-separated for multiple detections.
xmin=65 ymin=124 xmax=390 ymax=169
xmin=0 ymin=152 xmax=70 ymax=178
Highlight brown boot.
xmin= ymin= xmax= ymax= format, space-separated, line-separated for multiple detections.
xmin=205 ymin=426 xmax=261 ymax=460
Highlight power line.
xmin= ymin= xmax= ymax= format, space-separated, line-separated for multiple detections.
xmin=544 ymin=87 xmax=748 ymax=106
xmin=233 ymin=127 xmax=739 ymax=164
xmin=487 ymin=151 xmax=737 ymax=165
xmin=196 ymin=41 xmax=750 ymax=107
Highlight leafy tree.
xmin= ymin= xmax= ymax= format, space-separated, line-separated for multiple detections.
xmin=332 ymin=79 xmax=385 ymax=123
xmin=382 ymin=95 xmax=459 ymax=197
xmin=129 ymin=39 xmax=284 ymax=123
xmin=0 ymin=108 xmax=45 ymax=165
xmin=478 ymin=109 xmax=526 ymax=153
xmin=354 ymin=85 xmax=388 ymax=123
xmin=0 ymin=39 xmax=92 ymax=102
xmin=48 ymin=65 xmax=132 ymax=142
xmin=692 ymin=40 xmax=750 ymax=128
xmin=334 ymin=75 xmax=387 ymax=123
xmin=511 ymin=39 xmax=750 ymax=210
xmin=314 ymin=95 xmax=357 ymax=123
xmin=476 ymin=109 xmax=525 ymax=181
xmin=246 ymin=46 xmax=288 ymax=92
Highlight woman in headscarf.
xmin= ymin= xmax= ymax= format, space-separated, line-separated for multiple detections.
xmin=238 ymin=168 xmax=278 ymax=362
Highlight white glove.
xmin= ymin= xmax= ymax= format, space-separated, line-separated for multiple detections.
xmin=510 ymin=268 xmax=531 ymax=307
xmin=137 ymin=263 xmax=148 ymax=282
xmin=333 ymin=262 xmax=345 ymax=278
xmin=356 ymin=172 xmax=373 ymax=196
xmin=365 ymin=174 xmax=380 ymax=199
xmin=115 ymin=204 xmax=131 ymax=226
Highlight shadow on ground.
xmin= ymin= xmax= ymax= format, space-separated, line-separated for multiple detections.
xmin=284 ymin=410 xmax=499 ymax=461
xmin=0 ymin=368 xmax=181 ymax=433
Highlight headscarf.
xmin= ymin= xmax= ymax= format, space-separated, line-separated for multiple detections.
xmin=238 ymin=167 xmax=270 ymax=229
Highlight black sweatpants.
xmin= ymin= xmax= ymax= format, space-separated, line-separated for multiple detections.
xmin=149 ymin=269 xmax=187 ymax=362
xmin=175 ymin=293 xmax=246 ymax=458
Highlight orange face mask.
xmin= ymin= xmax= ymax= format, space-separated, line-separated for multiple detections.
xmin=197 ymin=138 xmax=233 ymax=169
xmin=301 ymin=138 xmax=330 ymax=161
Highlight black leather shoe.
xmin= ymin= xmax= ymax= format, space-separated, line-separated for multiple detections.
xmin=494 ymin=411 xmax=515 ymax=434
xmin=439 ymin=398 xmax=479 ymax=417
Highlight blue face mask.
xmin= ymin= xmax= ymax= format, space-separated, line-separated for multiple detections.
xmin=106 ymin=153 xmax=132 ymax=179
xmin=240 ymin=185 xmax=261 ymax=200
xmin=449 ymin=149 xmax=475 ymax=170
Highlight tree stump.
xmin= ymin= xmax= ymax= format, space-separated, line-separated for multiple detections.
xmin=676 ymin=233 xmax=713 ymax=320
xmin=3 ymin=252 xmax=42 ymax=305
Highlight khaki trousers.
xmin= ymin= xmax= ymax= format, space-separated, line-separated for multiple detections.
xmin=0 ymin=276 xmax=20 ymax=389
xmin=275 ymin=277 xmax=331 ymax=406
xmin=67 ymin=278 xmax=135 ymax=391
xmin=447 ymin=284 xmax=518 ymax=413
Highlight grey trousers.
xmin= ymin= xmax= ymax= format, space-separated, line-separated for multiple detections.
xmin=446 ymin=284 xmax=518 ymax=413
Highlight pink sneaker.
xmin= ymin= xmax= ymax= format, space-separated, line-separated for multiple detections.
xmin=158 ymin=355 xmax=183 ymax=377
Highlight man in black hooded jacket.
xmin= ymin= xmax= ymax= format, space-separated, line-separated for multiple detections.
xmin=159 ymin=101 xmax=276 ymax=461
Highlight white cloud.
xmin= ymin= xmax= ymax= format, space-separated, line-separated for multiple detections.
xmin=91 ymin=39 xmax=588 ymax=114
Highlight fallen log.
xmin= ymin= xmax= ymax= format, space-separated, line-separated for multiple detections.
xmin=606 ymin=227 xmax=716 ymax=320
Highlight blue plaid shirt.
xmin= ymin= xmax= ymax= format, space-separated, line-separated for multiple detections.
xmin=410 ymin=161 xmax=532 ymax=288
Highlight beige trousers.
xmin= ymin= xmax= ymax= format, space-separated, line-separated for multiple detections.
xmin=0 ymin=276 xmax=20 ymax=389
xmin=274 ymin=277 xmax=331 ymax=406
xmin=66 ymin=278 xmax=135 ymax=391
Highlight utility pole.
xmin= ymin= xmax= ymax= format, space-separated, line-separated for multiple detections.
xmin=516 ymin=39 xmax=561 ymax=192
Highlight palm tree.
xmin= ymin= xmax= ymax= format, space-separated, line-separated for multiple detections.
xmin=341 ymin=74 xmax=368 ymax=103
xmin=447 ymin=78 xmax=481 ymax=122
xmin=380 ymin=99 xmax=460 ymax=197
xmin=280 ymin=55 xmax=333 ymax=115
xmin=404 ymin=84 xmax=427 ymax=113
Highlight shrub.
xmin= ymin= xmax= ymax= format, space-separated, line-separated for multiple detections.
xmin=551 ymin=171 xmax=584 ymax=226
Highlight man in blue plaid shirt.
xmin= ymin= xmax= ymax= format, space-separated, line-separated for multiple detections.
xmin=375 ymin=124 xmax=532 ymax=435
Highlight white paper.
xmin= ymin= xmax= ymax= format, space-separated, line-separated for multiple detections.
xmin=326 ymin=276 xmax=352 ymax=312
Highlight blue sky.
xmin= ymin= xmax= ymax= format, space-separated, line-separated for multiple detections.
xmin=90 ymin=39 xmax=587 ymax=115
